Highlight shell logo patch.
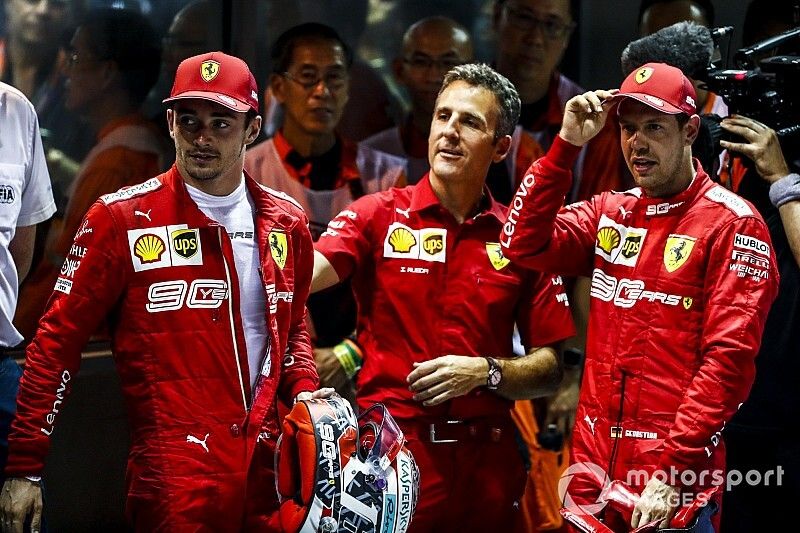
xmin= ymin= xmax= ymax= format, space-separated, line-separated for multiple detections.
xmin=486 ymin=243 xmax=510 ymax=270
xmin=594 ymin=215 xmax=648 ymax=267
xmin=383 ymin=223 xmax=447 ymax=263
xmin=269 ymin=230 xmax=288 ymax=270
xmin=201 ymin=60 xmax=220 ymax=82
xmin=388 ymin=226 xmax=416 ymax=253
xmin=635 ymin=66 xmax=654 ymax=84
xmin=134 ymin=234 xmax=165 ymax=264
xmin=128 ymin=225 xmax=203 ymax=271
xmin=597 ymin=226 xmax=621 ymax=254
xmin=664 ymin=235 xmax=696 ymax=273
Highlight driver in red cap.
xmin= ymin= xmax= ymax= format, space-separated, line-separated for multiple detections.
xmin=500 ymin=62 xmax=779 ymax=530
xmin=0 ymin=51 xmax=332 ymax=532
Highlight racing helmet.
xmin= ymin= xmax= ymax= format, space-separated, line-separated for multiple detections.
xmin=275 ymin=395 xmax=420 ymax=533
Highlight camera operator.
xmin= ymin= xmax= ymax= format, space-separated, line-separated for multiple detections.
xmin=721 ymin=116 xmax=800 ymax=267
xmin=717 ymin=3 xmax=800 ymax=531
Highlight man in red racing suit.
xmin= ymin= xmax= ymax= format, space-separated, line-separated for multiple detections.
xmin=1 ymin=52 xmax=322 ymax=532
xmin=501 ymin=63 xmax=779 ymax=529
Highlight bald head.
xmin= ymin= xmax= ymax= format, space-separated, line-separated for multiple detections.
xmin=640 ymin=0 xmax=711 ymax=36
xmin=163 ymin=0 xmax=223 ymax=75
xmin=402 ymin=16 xmax=473 ymax=59
xmin=395 ymin=17 xmax=474 ymax=121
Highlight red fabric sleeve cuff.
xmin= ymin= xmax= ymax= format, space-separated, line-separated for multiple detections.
xmin=546 ymin=135 xmax=584 ymax=171
xmin=287 ymin=377 xmax=318 ymax=402
xmin=317 ymin=248 xmax=353 ymax=283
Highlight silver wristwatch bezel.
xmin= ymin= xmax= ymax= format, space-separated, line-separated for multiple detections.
xmin=486 ymin=356 xmax=502 ymax=390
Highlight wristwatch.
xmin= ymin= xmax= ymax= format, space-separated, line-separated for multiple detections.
xmin=485 ymin=356 xmax=502 ymax=390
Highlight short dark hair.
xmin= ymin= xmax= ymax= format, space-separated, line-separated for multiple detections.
xmin=675 ymin=112 xmax=691 ymax=128
xmin=79 ymin=8 xmax=160 ymax=107
xmin=270 ymin=22 xmax=353 ymax=74
xmin=439 ymin=63 xmax=521 ymax=141
xmin=638 ymin=0 xmax=715 ymax=26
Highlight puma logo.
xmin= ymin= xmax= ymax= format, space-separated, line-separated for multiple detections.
xmin=135 ymin=209 xmax=152 ymax=222
xmin=395 ymin=207 xmax=410 ymax=219
xmin=186 ymin=433 xmax=209 ymax=453
xmin=585 ymin=415 xmax=597 ymax=435
xmin=618 ymin=206 xmax=631 ymax=219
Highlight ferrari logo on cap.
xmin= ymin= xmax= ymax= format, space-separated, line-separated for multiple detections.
xmin=635 ymin=66 xmax=654 ymax=84
xmin=486 ymin=243 xmax=510 ymax=270
xmin=269 ymin=230 xmax=288 ymax=270
xmin=201 ymin=60 xmax=220 ymax=82
xmin=663 ymin=235 xmax=696 ymax=273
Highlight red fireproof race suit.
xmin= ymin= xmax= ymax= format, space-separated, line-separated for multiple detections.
xmin=5 ymin=167 xmax=318 ymax=531
xmin=500 ymin=137 xmax=779 ymax=514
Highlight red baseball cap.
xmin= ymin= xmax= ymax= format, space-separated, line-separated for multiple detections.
xmin=163 ymin=51 xmax=259 ymax=113
xmin=613 ymin=62 xmax=697 ymax=116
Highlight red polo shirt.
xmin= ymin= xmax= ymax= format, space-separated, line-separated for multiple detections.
xmin=315 ymin=175 xmax=575 ymax=421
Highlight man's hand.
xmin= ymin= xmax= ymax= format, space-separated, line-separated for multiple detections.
xmin=720 ymin=115 xmax=790 ymax=184
xmin=406 ymin=355 xmax=487 ymax=406
xmin=294 ymin=387 xmax=336 ymax=403
xmin=314 ymin=347 xmax=351 ymax=391
xmin=560 ymin=90 xmax=617 ymax=147
xmin=0 ymin=478 xmax=43 ymax=533
xmin=631 ymin=477 xmax=680 ymax=529
xmin=544 ymin=370 xmax=580 ymax=439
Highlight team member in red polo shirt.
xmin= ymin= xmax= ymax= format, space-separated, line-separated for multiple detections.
xmin=312 ymin=63 xmax=575 ymax=533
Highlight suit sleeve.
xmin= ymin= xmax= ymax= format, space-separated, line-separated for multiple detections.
xmin=517 ymin=272 xmax=576 ymax=349
xmin=501 ymin=136 xmax=601 ymax=278
xmin=278 ymin=213 xmax=319 ymax=402
xmin=5 ymin=202 xmax=127 ymax=477
xmin=314 ymin=195 xmax=378 ymax=282
xmin=657 ymin=216 xmax=780 ymax=472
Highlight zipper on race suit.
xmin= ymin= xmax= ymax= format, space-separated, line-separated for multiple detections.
xmin=607 ymin=371 xmax=627 ymax=485
xmin=219 ymin=227 xmax=250 ymax=413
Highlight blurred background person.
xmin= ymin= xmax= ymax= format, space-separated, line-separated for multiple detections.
xmin=15 ymin=8 xmax=168 ymax=340
xmin=141 ymin=0 xmax=222 ymax=134
xmin=245 ymin=23 xmax=405 ymax=402
xmin=363 ymin=16 xmax=474 ymax=184
xmin=492 ymin=0 xmax=626 ymax=203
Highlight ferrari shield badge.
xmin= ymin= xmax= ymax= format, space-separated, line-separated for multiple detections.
xmin=663 ymin=235 xmax=696 ymax=273
xmin=486 ymin=242 xmax=510 ymax=271
xmin=269 ymin=230 xmax=288 ymax=270
xmin=635 ymin=66 xmax=654 ymax=84
xmin=201 ymin=60 xmax=220 ymax=82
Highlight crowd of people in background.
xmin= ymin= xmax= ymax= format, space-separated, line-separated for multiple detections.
xmin=0 ymin=0 xmax=798 ymax=532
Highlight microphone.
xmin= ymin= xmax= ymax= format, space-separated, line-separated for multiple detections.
xmin=621 ymin=21 xmax=714 ymax=79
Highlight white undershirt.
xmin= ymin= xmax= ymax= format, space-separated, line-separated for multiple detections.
xmin=186 ymin=177 xmax=268 ymax=389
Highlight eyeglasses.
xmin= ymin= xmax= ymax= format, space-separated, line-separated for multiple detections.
xmin=282 ymin=70 xmax=348 ymax=91
xmin=402 ymin=55 xmax=463 ymax=72
xmin=503 ymin=5 xmax=575 ymax=40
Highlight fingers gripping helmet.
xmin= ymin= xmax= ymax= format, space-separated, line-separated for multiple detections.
xmin=275 ymin=396 xmax=420 ymax=533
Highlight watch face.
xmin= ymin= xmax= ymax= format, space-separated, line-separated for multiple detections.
xmin=488 ymin=369 xmax=502 ymax=387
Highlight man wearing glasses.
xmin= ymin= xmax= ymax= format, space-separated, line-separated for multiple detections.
xmin=363 ymin=17 xmax=473 ymax=184
xmin=493 ymin=0 xmax=627 ymax=201
xmin=245 ymin=23 xmax=406 ymax=398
